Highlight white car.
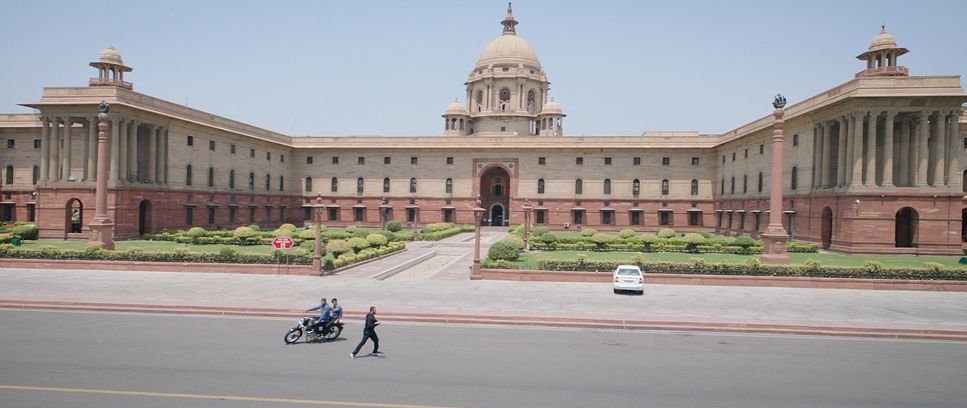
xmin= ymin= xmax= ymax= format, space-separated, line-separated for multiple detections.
xmin=613 ymin=265 xmax=644 ymax=294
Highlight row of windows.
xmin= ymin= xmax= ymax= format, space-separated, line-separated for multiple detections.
xmin=185 ymin=206 xmax=284 ymax=226
xmin=304 ymin=156 xmax=702 ymax=166
xmin=564 ymin=210 xmax=701 ymax=227
xmin=558 ymin=179 xmax=699 ymax=196
xmin=185 ymin=165 xmax=284 ymax=191
xmin=186 ymin=136 xmax=283 ymax=162
xmin=720 ymin=167 xmax=799 ymax=195
xmin=722 ymin=136 xmax=800 ymax=164
xmin=305 ymin=177 xmax=455 ymax=194
xmin=5 ymin=139 xmax=42 ymax=149
xmin=309 ymin=156 xmax=455 ymax=165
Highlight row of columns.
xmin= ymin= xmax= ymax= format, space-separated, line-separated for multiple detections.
xmin=39 ymin=115 xmax=169 ymax=185
xmin=811 ymin=109 xmax=960 ymax=190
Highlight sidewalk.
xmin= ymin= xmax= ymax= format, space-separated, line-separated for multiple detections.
xmin=1 ymin=267 xmax=965 ymax=340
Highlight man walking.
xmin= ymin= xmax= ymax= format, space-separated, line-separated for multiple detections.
xmin=351 ymin=306 xmax=382 ymax=359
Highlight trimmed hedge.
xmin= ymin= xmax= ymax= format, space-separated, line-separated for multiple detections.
xmin=419 ymin=225 xmax=475 ymax=241
xmin=0 ymin=244 xmax=311 ymax=265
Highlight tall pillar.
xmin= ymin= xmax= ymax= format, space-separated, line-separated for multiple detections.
xmin=161 ymin=127 xmax=168 ymax=184
xmin=50 ymin=118 xmax=61 ymax=180
xmin=813 ymin=124 xmax=823 ymax=189
xmin=822 ymin=121 xmax=833 ymax=187
xmin=118 ymin=119 xmax=128 ymax=183
xmin=836 ymin=117 xmax=848 ymax=186
xmin=865 ymin=111 xmax=878 ymax=185
xmin=39 ymin=117 xmax=50 ymax=181
xmin=86 ymin=117 xmax=97 ymax=181
xmin=881 ymin=111 xmax=895 ymax=187
xmin=850 ymin=112 xmax=863 ymax=186
xmin=147 ymin=124 xmax=157 ymax=183
xmin=917 ymin=111 xmax=930 ymax=186
xmin=62 ymin=117 xmax=73 ymax=180
xmin=760 ymin=95 xmax=789 ymax=264
xmin=949 ymin=110 xmax=961 ymax=190
xmin=110 ymin=118 xmax=121 ymax=182
xmin=127 ymin=120 xmax=139 ymax=182
xmin=88 ymin=102 xmax=115 ymax=250
xmin=932 ymin=112 xmax=946 ymax=186
xmin=898 ymin=118 xmax=910 ymax=186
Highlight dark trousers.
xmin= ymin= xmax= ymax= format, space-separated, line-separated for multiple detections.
xmin=352 ymin=329 xmax=379 ymax=355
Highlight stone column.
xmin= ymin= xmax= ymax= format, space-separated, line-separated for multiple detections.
xmin=813 ymin=124 xmax=823 ymax=189
xmin=949 ymin=110 xmax=961 ymax=190
xmin=916 ymin=112 xmax=930 ymax=186
xmin=118 ymin=119 xmax=128 ymax=183
xmin=881 ymin=111 xmax=895 ymax=187
xmin=39 ymin=117 xmax=50 ymax=181
xmin=127 ymin=120 xmax=139 ymax=181
xmin=836 ymin=117 xmax=848 ymax=186
xmin=88 ymin=103 xmax=114 ymax=250
xmin=932 ymin=112 xmax=946 ymax=186
xmin=87 ymin=117 xmax=97 ymax=181
xmin=147 ymin=124 xmax=157 ymax=183
xmin=760 ymin=95 xmax=788 ymax=264
xmin=822 ymin=121 xmax=833 ymax=187
xmin=898 ymin=117 xmax=910 ymax=186
xmin=110 ymin=118 xmax=121 ymax=182
xmin=161 ymin=127 xmax=169 ymax=184
xmin=49 ymin=118 xmax=61 ymax=180
xmin=62 ymin=116 xmax=72 ymax=180
xmin=865 ymin=111 xmax=878 ymax=186
xmin=850 ymin=112 xmax=863 ymax=186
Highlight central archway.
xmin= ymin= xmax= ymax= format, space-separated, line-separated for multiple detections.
xmin=65 ymin=198 xmax=83 ymax=234
xmin=479 ymin=165 xmax=511 ymax=226
xmin=895 ymin=207 xmax=918 ymax=248
xmin=820 ymin=207 xmax=833 ymax=249
xmin=138 ymin=200 xmax=152 ymax=236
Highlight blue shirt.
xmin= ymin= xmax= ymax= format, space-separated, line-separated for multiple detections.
xmin=308 ymin=303 xmax=332 ymax=322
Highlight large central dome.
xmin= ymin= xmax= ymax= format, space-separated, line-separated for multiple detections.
xmin=473 ymin=3 xmax=541 ymax=70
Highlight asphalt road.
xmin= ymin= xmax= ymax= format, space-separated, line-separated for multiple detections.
xmin=0 ymin=310 xmax=965 ymax=408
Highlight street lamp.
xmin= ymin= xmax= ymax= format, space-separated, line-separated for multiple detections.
xmin=522 ymin=199 xmax=532 ymax=251
xmin=313 ymin=193 xmax=323 ymax=273
xmin=471 ymin=194 xmax=486 ymax=280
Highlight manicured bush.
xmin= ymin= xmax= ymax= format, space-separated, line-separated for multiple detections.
xmin=326 ymin=239 xmax=351 ymax=256
xmin=278 ymin=223 xmax=297 ymax=232
xmin=540 ymin=233 xmax=556 ymax=243
xmin=733 ymin=234 xmax=757 ymax=248
xmin=348 ymin=237 xmax=370 ymax=252
xmin=618 ymin=229 xmax=636 ymax=239
xmin=386 ymin=221 xmax=402 ymax=232
xmin=487 ymin=241 xmax=520 ymax=261
xmin=423 ymin=222 xmax=454 ymax=233
xmin=366 ymin=233 xmax=388 ymax=247
xmin=248 ymin=224 xmax=261 ymax=231
xmin=591 ymin=233 xmax=613 ymax=247
xmin=232 ymin=226 xmax=260 ymax=245
xmin=11 ymin=224 xmax=39 ymax=240
xmin=657 ymin=228 xmax=676 ymax=239
xmin=630 ymin=253 xmax=646 ymax=265
xmin=345 ymin=225 xmax=358 ymax=233
xmin=502 ymin=235 xmax=525 ymax=250
xmin=323 ymin=254 xmax=335 ymax=271
xmin=683 ymin=233 xmax=706 ymax=252
xmin=922 ymin=262 xmax=946 ymax=272
xmin=787 ymin=241 xmax=819 ymax=253
xmin=532 ymin=227 xmax=548 ymax=237
xmin=580 ymin=228 xmax=597 ymax=237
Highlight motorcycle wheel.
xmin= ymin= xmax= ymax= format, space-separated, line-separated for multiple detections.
xmin=284 ymin=328 xmax=303 ymax=344
xmin=323 ymin=325 xmax=342 ymax=340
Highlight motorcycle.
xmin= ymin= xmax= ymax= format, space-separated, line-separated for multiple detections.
xmin=284 ymin=313 xmax=343 ymax=344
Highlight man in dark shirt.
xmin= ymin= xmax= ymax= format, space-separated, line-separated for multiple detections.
xmin=351 ymin=306 xmax=382 ymax=359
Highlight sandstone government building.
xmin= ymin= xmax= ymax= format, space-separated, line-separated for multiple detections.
xmin=0 ymin=7 xmax=965 ymax=255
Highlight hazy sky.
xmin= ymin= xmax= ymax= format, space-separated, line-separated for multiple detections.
xmin=1 ymin=0 xmax=964 ymax=136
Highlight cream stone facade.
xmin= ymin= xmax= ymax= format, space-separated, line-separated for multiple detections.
xmin=1 ymin=10 xmax=965 ymax=254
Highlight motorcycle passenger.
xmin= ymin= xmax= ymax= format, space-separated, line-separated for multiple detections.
xmin=331 ymin=298 xmax=343 ymax=324
xmin=306 ymin=297 xmax=332 ymax=334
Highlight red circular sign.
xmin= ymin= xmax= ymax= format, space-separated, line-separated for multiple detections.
xmin=272 ymin=236 xmax=294 ymax=249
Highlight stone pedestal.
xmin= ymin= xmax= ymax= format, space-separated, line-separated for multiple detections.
xmin=760 ymin=230 xmax=789 ymax=264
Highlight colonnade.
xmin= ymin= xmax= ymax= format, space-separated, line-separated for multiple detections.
xmin=811 ymin=109 xmax=960 ymax=190
xmin=39 ymin=115 xmax=169 ymax=185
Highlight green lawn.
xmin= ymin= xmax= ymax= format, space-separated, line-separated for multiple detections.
xmin=508 ymin=250 xmax=967 ymax=269
xmin=19 ymin=239 xmax=285 ymax=255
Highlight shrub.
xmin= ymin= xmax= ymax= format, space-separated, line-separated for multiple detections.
xmin=657 ymin=228 xmax=676 ymax=239
xmin=217 ymin=247 xmax=239 ymax=263
xmin=683 ymin=233 xmax=706 ymax=252
xmin=540 ymin=233 xmax=556 ymax=244
xmin=803 ymin=259 xmax=822 ymax=269
xmin=532 ymin=227 xmax=548 ymax=237
xmin=787 ymin=241 xmax=819 ymax=253
xmin=591 ymin=233 xmax=613 ymax=247
xmin=922 ymin=262 xmax=946 ymax=272
xmin=630 ymin=253 xmax=646 ymax=265
xmin=618 ymin=229 xmax=636 ymax=239
xmin=366 ymin=233 xmax=388 ymax=247
xmin=348 ymin=237 xmax=370 ymax=251
xmin=487 ymin=241 xmax=520 ymax=261
xmin=345 ymin=225 xmax=358 ymax=233
xmin=126 ymin=247 xmax=145 ymax=254
xmin=502 ymin=235 xmax=525 ymax=250
xmin=278 ymin=223 xmax=297 ymax=232
xmin=575 ymin=254 xmax=589 ymax=264
xmin=580 ymin=228 xmax=597 ymax=237
xmin=733 ymin=234 xmax=756 ymax=248
xmin=639 ymin=233 xmax=658 ymax=250
xmin=232 ymin=226 xmax=260 ymax=245
xmin=864 ymin=260 xmax=883 ymax=274
xmin=386 ymin=221 xmax=402 ymax=232
xmin=326 ymin=239 xmax=351 ymax=256
xmin=186 ymin=227 xmax=208 ymax=242
xmin=323 ymin=254 xmax=335 ymax=271
xmin=11 ymin=224 xmax=39 ymax=240
xmin=743 ymin=257 xmax=762 ymax=270
xmin=423 ymin=222 xmax=454 ymax=233
xmin=248 ymin=224 xmax=261 ymax=231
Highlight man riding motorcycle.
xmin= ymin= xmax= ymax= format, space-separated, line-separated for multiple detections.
xmin=306 ymin=297 xmax=333 ymax=335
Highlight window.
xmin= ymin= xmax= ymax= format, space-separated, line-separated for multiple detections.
xmin=446 ymin=157 xmax=453 ymax=165
xmin=229 ymin=170 xmax=235 ymax=189
xmin=660 ymin=211 xmax=671 ymax=226
xmin=787 ymin=214 xmax=796 ymax=237
xmin=207 ymin=167 xmax=214 ymax=187
xmin=632 ymin=179 xmax=640 ymax=196
xmin=332 ymin=156 xmax=339 ymax=164
xmin=384 ymin=157 xmax=391 ymax=164
xmin=689 ymin=211 xmax=700 ymax=226
xmin=535 ymin=210 xmax=546 ymax=224
xmin=730 ymin=177 xmax=735 ymax=194
xmin=306 ymin=156 xmax=313 ymax=164
xmin=331 ymin=177 xmax=338 ymax=192
xmin=744 ymin=149 xmax=748 ymax=158
xmin=446 ymin=178 xmax=453 ymax=194
xmin=791 ymin=166 xmax=798 ymax=190
xmin=538 ymin=157 xmax=546 ymax=165
xmin=185 ymin=165 xmax=193 ymax=186
xmin=208 ymin=207 xmax=215 ymax=224
xmin=661 ymin=179 xmax=669 ymax=195
xmin=328 ymin=207 xmax=338 ymax=221
xmin=279 ymin=207 xmax=285 ymax=221
xmin=33 ymin=139 xmax=41 ymax=149
xmin=383 ymin=177 xmax=390 ymax=193
xmin=739 ymin=213 xmax=746 ymax=230
xmin=229 ymin=207 xmax=236 ymax=224
xmin=410 ymin=157 xmax=418 ymax=165
xmin=248 ymin=172 xmax=255 ymax=190
xmin=305 ymin=177 xmax=312 ymax=192
xmin=732 ymin=152 xmax=736 ymax=161
xmin=603 ymin=179 xmax=611 ymax=195
xmin=759 ymin=144 xmax=764 ymax=154
xmin=249 ymin=148 xmax=255 ymax=158
xmin=4 ymin=166 xmax=12 ymax=184
xmin=266 ymin=152 xmax=271 ymax=161
xmin=575 ymin=179 xmax=583 ymax=194
xmin=249 ymin=207 xmax=256 ymax=224
xmin=743 ymin=175 xmax=748 ymax=193
xmin=280 ymin=155 xmax=284 ymax=163
xmin=187 ymin=136 xmax=194 ymax=146
xmin=758 ymin=172 xmax=763 ymax=193
xmin=662 ymin=157 xmax=670 ymax=166
xmin=793 ymin=134 xmax=799 ymax=146
xmin=573 ymin=210 xmax=584 ymax=225
xmin=690 ymin=179 xmax=698 ymax=195
xmin=185 ymin=207 xmax=193 ymax=225
xmin=691 ymin=157 xmax=699 ymax=166
xmin=443 ymin=208 xmax=453 ymax=223
xmin=754 ymin=213 xmax=761 ymax=232
xmin=265 ymin=174 xmax=271 ymax=191
xmin=537 ymin=178 xmax=545 ymax=194
xmin=357 ymin=178 xmax=364 ymax=194
xmin=720 ymin=178 xmax=725 ymax=195
xmin=604 ymin=157 xmax=612 ymax=165
xmin=601 ymin=210 xmax=614 ymax=225
xmin=209 ymin=140 xmax=215 ymax=151
xmin=722 ymin=155 xmax=726 ymax=164
xmin=576 ymin=157 xmax=583 ymax=165
xmin=354 ymin=207 xmax=364 ymax=222
xmin=279 ymin=175 xmax=284 ymax=191
xmin=964 ymin=138 xmax=967 ymax=149
xmin=357 ymin=156 xmax=365 ymax=165
xmin=633 ymin=157 xmax=641 ymax=165
xmin=630 ymin=211 xmax=640 ymax=225
xmin=32 ymin=166 xmax=39 ymax=185
xmin=409 ymin=178 xmax=417 ymax=193
xmin=230 ymin=144 xmax=236 ymax=154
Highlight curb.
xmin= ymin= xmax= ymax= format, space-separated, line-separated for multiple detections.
xmin=2 ymin=299 xmax=964 ymax=342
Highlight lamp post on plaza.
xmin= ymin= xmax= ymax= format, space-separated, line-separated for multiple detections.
xmin=522 ymin=199 xmax=532 ymax=251
xmin=471 ymin=194 xmax=486 ymax=280
xmin=87 ymin=101 xmax=115 ymax=250
xmin=761 ymin=94 xmax=790 ymax=264
xmin=313 ymin=194 xmax=323 ymax=273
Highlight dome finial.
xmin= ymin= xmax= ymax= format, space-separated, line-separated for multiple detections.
xmin=501 ymin=2 xmax=518 ymax=35
xmin=881 ymin=23 xmax=886 ymax=32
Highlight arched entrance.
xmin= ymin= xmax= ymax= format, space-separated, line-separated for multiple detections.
xmin=820 ymin=207 xmax=833 ymax=249
xmin=138 ymin=200 xmax=152 ymax=236
xmin=895 ymin=207 xmax=918 ymax=248
xmin=66 ymin=199 xmax=83 ymax=234
xmin=961 ymin=208 xmax=967 ymax=242
xmin=479 ymin=165 xmax=511 ymax=226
